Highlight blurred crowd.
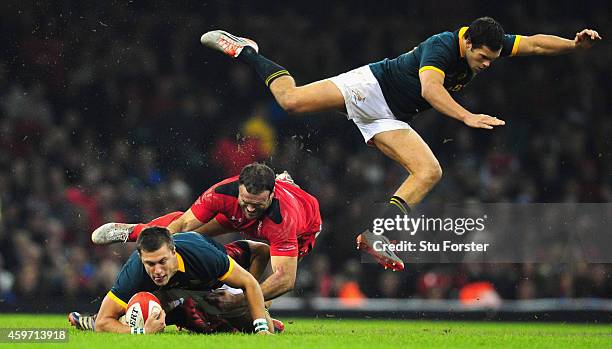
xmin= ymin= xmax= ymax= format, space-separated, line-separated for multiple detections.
xmin=0 ymin=1 xmax=611 ymax=307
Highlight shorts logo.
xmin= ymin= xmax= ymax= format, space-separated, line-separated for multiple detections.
xmin=351 ymin=88 xmax=366 ymax=102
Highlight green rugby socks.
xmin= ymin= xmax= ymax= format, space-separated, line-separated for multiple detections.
xmin=238 ymin=47 xmax=290 ymax=87
xmin=368 ymin=195 xmax=412 ymax=230
xmin=389 ymin=195 xmax=411 ymax=215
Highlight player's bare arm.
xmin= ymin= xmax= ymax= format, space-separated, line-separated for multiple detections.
xmin=246 ymin=241 xmax=272 ymax=281
xmin=259 ymin=255 xmax=298 ymax=300
xmin=419 ymin=69 xmax=505 ymax=129
xmin=167 ymin=209 xmax=205 ymax=234
xmin=193 ymin=217 xmax=237 ymax=237
xmin=95 ymin=294 xmax=166 ymax=334
xmin=227 ymin=255 xmax=298 ymax=303
xmin=220 ymin=260 xmax=273 ymax=334
xmin=209 ymin=255 xmax=297 ymax=311
xmin=515 ymin=29 xmax=601 ymax=56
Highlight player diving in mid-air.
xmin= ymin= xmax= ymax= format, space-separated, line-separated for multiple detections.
xmin=69 ymin=228 xmax=280 ymax=334
xmin=199 ymin=17 xmax=601 ymax=269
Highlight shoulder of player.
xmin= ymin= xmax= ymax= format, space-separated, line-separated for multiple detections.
xmin=211 ymin=177 xmax=240 ymax=198
xmin=414 ymin=30 xmax=460 ymax=63
xmin=114 ymin=251 xmax=150 ymax=289
xmin=263 ymin=197 xmax=283 ymax=224
xmin=425 ymin=31 xmax=456 ymax=46
xmin=268 ymin=183 xmax=315 ymax=225
xmin=173 ymin=232 xmax=222 ymax=252
xmin=173 ymin=231 xmax=204 ymax=244
xmin=174 ymin=233 xmax=227 ymax=263
xmin=122 ymin=250 xmax=143 ymax=271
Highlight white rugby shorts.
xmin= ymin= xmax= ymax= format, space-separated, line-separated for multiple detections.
xmin=328 ymin=65 xmax=411 ymax=144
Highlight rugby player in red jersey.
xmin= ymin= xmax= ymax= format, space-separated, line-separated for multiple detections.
xmin=92 ymin=163 xmax=400 ymax=309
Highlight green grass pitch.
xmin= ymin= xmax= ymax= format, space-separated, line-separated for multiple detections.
xmin=0 ymin=314 xmax=610 ymax=349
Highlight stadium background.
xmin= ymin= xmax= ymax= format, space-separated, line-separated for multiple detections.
xmin=0 ymin=0 xmax=610 ymax=316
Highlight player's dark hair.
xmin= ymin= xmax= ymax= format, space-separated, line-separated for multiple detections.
xmin=465 ymin=17 xmax=505 ymax=51
xmin=136 ymin=227 xmax=175 ymax=254
xmin=239 ymin=162 xmax=275 ymax=194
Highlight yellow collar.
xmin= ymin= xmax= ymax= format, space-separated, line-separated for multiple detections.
xmin=176 ymin=252 xmax=185 ymax=272
xmin=458 ymin=26 xmax=468 ymax=58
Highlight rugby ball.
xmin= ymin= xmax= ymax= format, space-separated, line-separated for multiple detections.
xmin=125 ymin=292 xmax=162 ymax=328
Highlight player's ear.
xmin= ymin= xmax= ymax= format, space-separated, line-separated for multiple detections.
xmin=465 ymin=38 xmax=472 ymax=50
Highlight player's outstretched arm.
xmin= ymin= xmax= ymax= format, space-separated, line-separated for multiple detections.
xmin=246 ymin=241 xmax=271 ymax=281
xmin=222 ymin=262 xmax=273 ymax=334
xmin=95 ymin=294 xmax=166 ymax=334
xmin=207 ymin=255 xmax=296 ymax=312
xmin=419 ymin=69 xmax=506 ymax=129
xmin=515 ymin=29 xmax=601 ymax=56
xmin=167 ymin=209 xmax=205 ymax=234
xmin=258 ymin=255 xmax=298 ymax=300
xmin=193 ymin=218 xmax=237 ymax=237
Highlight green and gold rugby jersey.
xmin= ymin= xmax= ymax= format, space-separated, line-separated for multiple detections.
xmin=369 ymin=27 xmax=521 ymax=121
xmin=106 ymin=232 xmax=235 ymax=309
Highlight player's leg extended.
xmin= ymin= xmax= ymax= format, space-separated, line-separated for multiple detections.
xmin=371 ymin=128 xmax=442 ymax=206
xmin=268 ymin=77 xmax=345 ymax=114
xmin=356 ymin=128 xmax=442 ymax=270
xmin=201 ymin=30 xmax=345 ymax=114
xmin=91 ymin=211 xmax=184 ymax=245
xmin=68 ymin=312 xmax=96 ymax=331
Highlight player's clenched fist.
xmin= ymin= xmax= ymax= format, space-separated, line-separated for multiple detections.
xmin=144 ymin=309 xmax=166 ymax=334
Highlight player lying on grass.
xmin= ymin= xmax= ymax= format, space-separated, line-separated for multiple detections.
xmin=198 ymin=17 xmax=601 ymax=269
xmin=91 ymin=163 xmax=403 ymax=308
xmin=70 ymin=228 xmax=278 ymax=334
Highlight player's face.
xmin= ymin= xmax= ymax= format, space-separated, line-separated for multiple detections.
xmin=238 ymin=185 xmax=274 ymax=220
xmin=465 ymin=43 xmax=501 ymax=74
xmin=140 ymin=244 xmax=178 ymax=286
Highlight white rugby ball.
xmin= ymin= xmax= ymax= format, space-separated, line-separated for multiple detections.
xmin=124 ymin=292 xmax=163 ymax=328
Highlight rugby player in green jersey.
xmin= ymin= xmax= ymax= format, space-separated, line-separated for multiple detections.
xmin=200 ymin=17 xmax=600 ymax=270
xmin=69 ymin=229 xmax=276 ymax=334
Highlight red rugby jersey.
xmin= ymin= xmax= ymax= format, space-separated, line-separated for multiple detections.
xmin=190 ymin=176 xmax=322 ymax=257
